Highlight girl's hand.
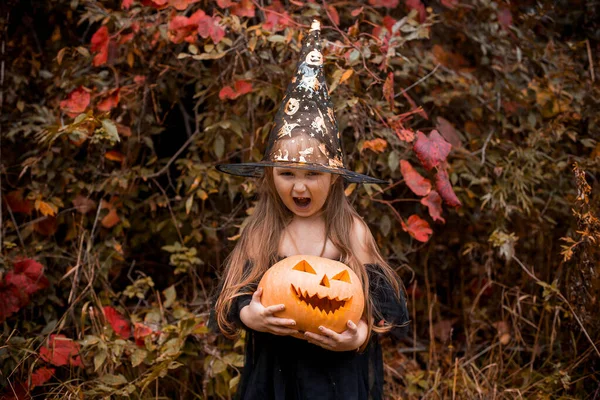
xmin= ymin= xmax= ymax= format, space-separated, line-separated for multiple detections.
xmin=304 ymin=319 xmax=368 ymax=352
xmin=239 ymin=288 xmax=298 ymax=336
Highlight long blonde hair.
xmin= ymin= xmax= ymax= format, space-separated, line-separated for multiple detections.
xmin=214 ymin=168 xmax=404 ymax=343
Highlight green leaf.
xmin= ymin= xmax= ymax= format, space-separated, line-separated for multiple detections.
xmin=131 ymin=348 xmax=148 ymax=367
xmin=101 ymin=119 xmax=120 ymax=143
xmin=94 ymin=350 xmax=107 ymax=372
xmin=214 ymin=134 xmax=225 ymax=159
xmin=100 ymin=374 xmax=128 ymax=386
xmin=163 ymin=285 xmax=177 ymax=308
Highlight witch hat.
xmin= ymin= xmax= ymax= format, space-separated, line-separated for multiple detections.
xmin=217 ymin=20 xmax=386 ymax=184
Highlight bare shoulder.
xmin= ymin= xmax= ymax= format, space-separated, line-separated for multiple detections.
xmin=350 ymin=215 xmax=377 ymax=265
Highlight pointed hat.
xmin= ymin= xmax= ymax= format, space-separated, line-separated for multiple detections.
xmin=217 ymin=20 xmax=385 ymax=184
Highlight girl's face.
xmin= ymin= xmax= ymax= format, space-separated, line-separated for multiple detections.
xmin=272 ymin=167 xmax=336 ymax=218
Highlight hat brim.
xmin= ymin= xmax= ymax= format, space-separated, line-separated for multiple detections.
xmin=216 ymin=162 xmax=387 ymax=184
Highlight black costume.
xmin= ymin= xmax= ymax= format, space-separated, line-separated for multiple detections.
xmin=214 ymin=262 xmax=409 ymax=400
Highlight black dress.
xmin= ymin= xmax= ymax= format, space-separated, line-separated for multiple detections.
xmin=214 ymin=262 xmax=409 ymax=400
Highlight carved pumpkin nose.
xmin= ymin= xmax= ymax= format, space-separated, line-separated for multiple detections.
xmin=319 ymin=274 xmax=330 ymax=288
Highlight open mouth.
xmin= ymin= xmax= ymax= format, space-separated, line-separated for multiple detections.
xmin=293 ymin=197 xmax=311 ymax=208
xmin=290 ymin=284 xmax=350 ymax=315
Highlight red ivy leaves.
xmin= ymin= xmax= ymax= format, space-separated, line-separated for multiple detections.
xmin=262 ymin=1 xmax=293 ymax=32
xmin=143 ymin=0 xmax=198 ymax=10
xmin=0 ymin=284 xmax=24 ymax=323
xmin=134 ymin=322 xmax=154 ymax=347
xmin=169 ymin=10 xmax=225 ymax=44
xmin=4 ymin=190 xmax=34 ymax=214
xmin=0 ymin=259 xmax=49 ymax=322
xmin=30 ymin=367 xmax=55 ymax=389
xmin=39 ymin=334 xmax=83 ymax=368
xmin=413 ymin=130 xmax=452 ymax=170
xmin=218 ymin=0 xmax=255 ymax=18
xmin=5 ymin=259 xmax=50 ymax=296
xmin=405 ymin=0 xmax=427 ymax=23
xmin=59 ymin=87 xmax=90 ymax=117
xmin=97 ymin=89 xmax=120 ymax=112
xmin=368 ymin=0 xmax=399 ymax=8
xmin=103 ymin=306 xmax=132 ymax=339
xmin=219 ymin=80 xmax=253 ymax=100
xmin=435 ymin=168 xmax=462 ymax=207
xmin=400 ymin=160 xmax=431 ymax=196
xmin=420 ymin=191 xmax=445 ymax=223
xmin=91 ymin=26 xmax=110 ymax=66
xmin=401 ymin=214 xmax=433 ymax=242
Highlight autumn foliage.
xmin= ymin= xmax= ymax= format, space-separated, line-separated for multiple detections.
xmin=1 ymin=0 xmax=599 ymax=399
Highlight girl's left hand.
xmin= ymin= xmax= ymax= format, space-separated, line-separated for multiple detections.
xmin=304 ymin=319 xmax=368 ymax=352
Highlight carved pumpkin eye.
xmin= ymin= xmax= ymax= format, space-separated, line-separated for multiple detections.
xmin=292 ymin=260 xmax=316 ymax=274
xmin=331 ymin=270 xmax=351 ymax=283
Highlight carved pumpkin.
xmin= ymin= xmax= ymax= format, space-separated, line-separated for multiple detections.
xmin=259 ymin=255 xmax=365 ymax=335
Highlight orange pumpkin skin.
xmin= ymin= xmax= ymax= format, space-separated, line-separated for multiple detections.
xmin=259 ymin=255 xmax=365 ymax=335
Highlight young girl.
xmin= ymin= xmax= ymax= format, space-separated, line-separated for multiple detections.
xmin=213 ymin=20 xmax=409 ymax=399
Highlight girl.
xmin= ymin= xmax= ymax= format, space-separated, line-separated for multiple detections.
xmin=213 ymin=20 xmax=409 ymax=399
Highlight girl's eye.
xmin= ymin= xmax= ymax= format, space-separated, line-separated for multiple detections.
xmin=307 ymin=172 xmax=321 ymax=177
xmin=279 ymin=171 xmax=294 ymax=176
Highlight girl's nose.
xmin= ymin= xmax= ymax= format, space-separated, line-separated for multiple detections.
xmin=293 ymin=180 xmax=307 ymax=192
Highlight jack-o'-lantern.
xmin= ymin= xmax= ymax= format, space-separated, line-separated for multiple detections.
xmin=305 ymin=50 xmax=323 ymax=66
xmin=284 ymin=98 xmax=300 ymax=115
xmin=259 ymin=255 xmax=365 ymax=335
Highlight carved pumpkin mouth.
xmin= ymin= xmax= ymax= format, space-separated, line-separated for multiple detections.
xmin=290 ymin=284 xmax=350 ymax=315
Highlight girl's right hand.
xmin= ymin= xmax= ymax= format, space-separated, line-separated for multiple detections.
xmin=239 ymin=287 xmax=298 ymax=336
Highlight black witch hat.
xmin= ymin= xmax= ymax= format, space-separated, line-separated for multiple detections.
xmin=217 ymin=20 xmax=386 ymax=184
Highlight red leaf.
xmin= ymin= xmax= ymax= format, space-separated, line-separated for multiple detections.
xmin=234 ymin=80 xmax=252 ymax=96
xmin=6 ymin=259 xmax=49 ymax=296
xmin=368 ymin=0 xmax=399 ymax=8
xmin=498 ymin=8 xmax=512 ymax=30
xmin=90 ymin=26 xmax=110 ymax=66
xmin=383 ymin=72 xmax=394 ymax=109
xmin=33 ymin=216 xmax=58 ymax=236
xmin=4 ymin=190 xmax=34 ymax=214
xmin=169 ymin=0 xmax=198 ymax=10
xmin=420 ymin=190 xmax=445 ymax=223
xmin=413 ymin=130 xmax=452 ymax=170
xmin=197 ymin=14 xmax=226 ymax=44
xmin=104 ymin=150 xmax=125 ymax=163
xmin=30 ymin=367 xmax=55 ymax=389
xmin=435 ymin=168 xmax=462 ymax=207
xmin=231 ymin=0 xmax=255 ymax=17
xmin=219 ymin=80 xmax=252 ymax=100
xmin=134 ymin=322 xmax=154 ymax=346
xmin=441 ymin=0 xmax=458 ymax=8
xmin=122 ymin=0 xmax=134 ymax=9
xmin=262 ymin=1 xmax=293 ymax=32
xmin=351 ymin=7 xmax=363 ymax=16
xmin=401 ymin=214 xmax=432 ymax=242
xmin=217 ymin=0 xmax=233 ymax=7
xmin=60 ymin=87 xmax=90 ymax=117
xmin=327 ymin=5 xmax=340 ymax=25
xmin=103 ymin=306 xmax=132 ymax=339
xmin=435 ymin=116 xmax=462 ymax=148
xmin=400 ymin=160 xmax=431 ymax=196
xmin=97 ymin=89 xmax=120 ymax=112
xmin=405 ymin=0 xmax=426 ymax=22
xmin=0 ymin=283 xmax=25 ymax=322
xmin=39 ymin=334 xmax=83 ymax=368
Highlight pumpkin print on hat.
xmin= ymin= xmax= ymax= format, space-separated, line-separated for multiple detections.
xmin=259 ymin=255 xmax=365 ymax=336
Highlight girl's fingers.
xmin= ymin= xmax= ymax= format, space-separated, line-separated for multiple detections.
xmin=317 ymin=326 xmax=339 ymax=340
xmin=270 ymin=327 xmax=298 ymax=336
xmin=346 ymin=320 xmax=358 ymax=333
xmin=270 ymin=318 xmax=296 ymax=326
xmin=252 ymin=287 xmax=263 ymax=300
xmin=264 ymin=304 xmax=286 ymax=315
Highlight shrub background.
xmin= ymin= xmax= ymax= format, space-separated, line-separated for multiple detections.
xmin=0 ymin=0 xmax=598 ymax=398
